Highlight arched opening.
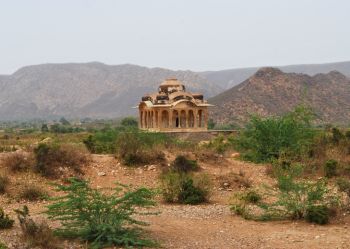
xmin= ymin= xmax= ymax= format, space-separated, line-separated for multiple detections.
xmin=180 ymin=110 xmax=186 ymax=128
xmin=198 ymin=110 xmax=203 ymax=127
xmin=188 ymin=110 xmax=194 ymax=128
xmin=161 ymin=110 xmax=169 ymax=128
xmin=172 ymin=110 xmax=179 ymax=128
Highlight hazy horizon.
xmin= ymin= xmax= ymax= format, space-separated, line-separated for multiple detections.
xmin=1 ymin=0 xmax=350 ymax=74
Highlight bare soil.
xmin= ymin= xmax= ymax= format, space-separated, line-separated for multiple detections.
xmin=0 ymin=152 xmax=349 ymax=249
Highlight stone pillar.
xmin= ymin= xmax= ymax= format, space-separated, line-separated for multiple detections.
xmin=194 ymin=109 xmax=197 ymax=128
xmin=146 ymin=111 xmax=149 ymax=128
xmin=169 ymin=110 xmax=173 ymax=128
xmin=153 ymin=110 xmax=156 ymax=129
xmin=204 ymin=109 xmax=208 ymax=129
xmin=149 ymin=111 xmax=152 ymax=128
xmin=143 ymin=111 xmax=146 ymax=128
xmin=139 ymin=110 xmax=143 ymax=129
xmin=157 ymin=110 xmax=161 ymax=129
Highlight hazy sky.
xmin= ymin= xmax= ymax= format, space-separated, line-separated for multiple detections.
xmin=0 ymin=0 xmax=349 ymax=74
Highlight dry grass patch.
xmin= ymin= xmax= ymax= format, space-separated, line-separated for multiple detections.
xmin=15 ymin=206 xmax=59 ymax=249
xmin=1 ymin=151 xmax=35 ymax=172
xmin=34 ymin=143 xmax=90 ymax=178
xmin=19 ymin=185 xmax=48 ymax=201
xmin=216 ymin=170 xmax=252 ymax=190
xmin=0 ymin=175 xmax=9 ymax=194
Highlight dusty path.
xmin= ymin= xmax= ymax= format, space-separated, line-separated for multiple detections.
xmin=148 ymin=204 xmax=350 ymax=249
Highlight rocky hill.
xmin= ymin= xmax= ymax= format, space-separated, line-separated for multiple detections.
xmin=201 ymin=61 xmax=350 ymax=90
xmin=0 ymin=62 xmax=222 ymax=120
xmin=209 ymin=68 xmax=350 ymax=125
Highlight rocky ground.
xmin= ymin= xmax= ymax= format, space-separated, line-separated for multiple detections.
xmin=0 ymin=153 xmax=349 ymax=249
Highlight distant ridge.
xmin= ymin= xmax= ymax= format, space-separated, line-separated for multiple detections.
xmin=0 ymin=62 xmax=221 ymax=120
xmin=200 ymin=61 xmax=350 ymax=90
xmin=209 ymin=67 xmax=350 ymax=125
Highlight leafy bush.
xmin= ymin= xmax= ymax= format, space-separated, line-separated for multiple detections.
xmin=34 ymin=143 xmax=89 ymax=178
xmin=331 ymin=127 xmax=344 ymax=144
xmin=305 ymin=205 xmax=330 ymax=225
xmin=15 ymin=206 xmax=59 ymax=249
xmin=83 ymin=129 xmax=119 ymax=154
xmin=231 ymin=165 xmax=339 ymax=224
xmin=19 ymin=186 xmax=48 ymax=201
xmin=324 ymin=159 xmax=338 ymax=178
xmin=233 ymin=106 xmax=315 ymax=163
xmin=0 ymin=176 xmax=9 ymax=194
xmin=243 ymin=190 xmax=261 ymax=204
xmin=171 ymin=155 xmax=199 ymax=173
xmin=45 ymin=178 xmax=157 ymax=248
xmin=178 ymin=178 xmax=207 ymax=204
xmin=0 ymin=208 xmax=14 ymax=229
xmin=206 ymin=135 xmax=231 ymax=154
xmin=345 ymin=130 xmax=350 ymax=140
xmin=2 ymin=152 xmax=34 ymax=172
xmin=160 ymin=172 xmax=211 ymax=204
xmin=120 ymin=117 xmax=138 ymax=127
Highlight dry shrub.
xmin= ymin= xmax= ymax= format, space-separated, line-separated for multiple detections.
xmin=265 ymin=164 xmax=274 ymax=177
xmin=34 ymin=143 xmax=90 ymax=178
xmin=2 ymin=152 xmax=34 ymax=172
xmin=15 ymin=206 xmax=59 ymax=249
xmin=217 ymin=171 xmax=252 ymax=190
xmin=171 ymin=155 xmax=199 ymax=173
xmin=194 ymin=147 xmax=221 ymax=163
xmin=0 ymin=176 xmax=9 ymax=194
xmin=19 ymin=186 xmax=48 ymax=201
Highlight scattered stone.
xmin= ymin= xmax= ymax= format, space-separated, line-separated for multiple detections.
xmin=147 ymin=165 xmax=156 ymax=171
xmin=40 ymin=137 xmax=52 ymax=143
xmin=231 ymin=152 xmax=240 ymax=158
xmin=97 ymin=171 xmax=106 ymax=176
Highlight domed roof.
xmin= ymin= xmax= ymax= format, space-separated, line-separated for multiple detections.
xmin=160 ymin=78 xmax=183 ymax=87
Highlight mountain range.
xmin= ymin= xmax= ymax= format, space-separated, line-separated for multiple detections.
xmin=0 ymin=61 xmax=350 ymax=123
xmin=209 ymin=68 xmax=350 ymax=125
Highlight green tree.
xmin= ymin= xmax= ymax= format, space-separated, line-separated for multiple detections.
xmin=46 ymin=178 xmax=157 ymax=248
xmin=41 ymin=124 xmax=49 ymax=132
xmin=234 ymin=105 xmax=315 ymax=162
xmin=120 ymin=117 xmax=138 ymax=128
xmin=59 ymin=117 xmax=70 ymax=126
xmin=207 ymin=119 xmax=216 ymax=130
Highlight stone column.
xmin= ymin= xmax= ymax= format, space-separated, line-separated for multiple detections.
xmin=143 ymin=111 xmax=146 ymax=128
xmin=169 ymin=110 xmax=173 ymax=129
xmin=153 ymin=110 xmax=156 ymax=129
xmin=140 ymin=110 xmax=143 ymax=128
xmin=204 ymin=109 xmax=208 ymax=129
xmin=146 ymin=111 xmax=149 ymax=128
xmin=149 ymin=111 xmax=152 ymax=128
xmin=158 ymin=110 xmax=161 ymax=129
xmin=194 ymin=109 xmax=197 ymax=128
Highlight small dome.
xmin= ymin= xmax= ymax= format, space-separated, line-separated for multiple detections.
xmin=160 ymin=78 xmax=183 ymax=87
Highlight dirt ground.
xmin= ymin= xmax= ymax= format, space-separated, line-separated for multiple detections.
xmin=0 ymin=152 xmax=349 ymax=249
